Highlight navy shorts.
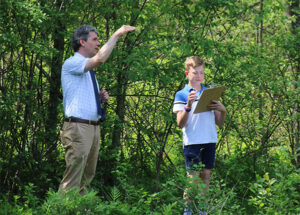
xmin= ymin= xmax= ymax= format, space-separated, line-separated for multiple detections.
xmin=184 ymin=143 xmax=216 ymax=171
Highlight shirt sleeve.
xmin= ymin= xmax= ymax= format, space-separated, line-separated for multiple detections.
xmin=173 ymin=91 xmax=187 ymax=113
xmin=63 ymin=55 xmax=89 ymax=75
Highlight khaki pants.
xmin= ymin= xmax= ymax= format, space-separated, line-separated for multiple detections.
xmin=59 ymin=121 xmax=100 ymax=195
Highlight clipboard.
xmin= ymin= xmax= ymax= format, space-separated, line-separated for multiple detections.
xmin=193 ymin=86 xmax=225 ymax=113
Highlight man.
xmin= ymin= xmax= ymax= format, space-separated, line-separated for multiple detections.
xmin=59 ymin=24 xmax=135 ymax=194
xmin=173 ymin=56 xmax=226 ymax=214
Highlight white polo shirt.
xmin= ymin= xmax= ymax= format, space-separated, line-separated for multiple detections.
xmin=173 ymin=84 xmax=218 ymax=146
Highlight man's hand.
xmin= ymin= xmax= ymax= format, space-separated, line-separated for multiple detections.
xmin=207 ymin=100 xmax=226 ymax=112
xmin=100 ymin=88 xmax=109 ymax=103
xmin=84 ymin=25 xmax=136 ymax=71
xmin=114 ymin=25 xmax=136 ymax=37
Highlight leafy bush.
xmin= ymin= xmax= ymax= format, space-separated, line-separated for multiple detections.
xmin=1 ymin=149 xmax=299 ymax=215
xmin=248 ymin=170 xmax=300 ymax=215
xmin=0 ymin=196 xmax=24 ymax=215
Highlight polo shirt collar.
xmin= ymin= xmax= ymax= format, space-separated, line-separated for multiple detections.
xmin=184 ymin=83 xmax=205 ymax=93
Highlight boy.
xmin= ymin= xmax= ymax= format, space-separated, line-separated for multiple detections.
xmin=173 ymin=56 xmax=226 ymax=214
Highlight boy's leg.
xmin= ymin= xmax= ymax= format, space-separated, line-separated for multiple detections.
xmin=200 ymin=143 xmax=216 ymax=190
xmin=199 ymin=143 xmax=216 ymax=215
xmin=184 ymin=170 xmax=201 ymax=200
xmin=183 ymin=145 xmax=203 ymax=205
xmin=183 ymin=143 xmax=215 ymax=213
xmin=200 ymin=168 xmax=211 ymax=190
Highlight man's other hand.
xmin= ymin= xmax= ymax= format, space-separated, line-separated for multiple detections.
xmin=100 ymin=89 xmax=109 ymax=103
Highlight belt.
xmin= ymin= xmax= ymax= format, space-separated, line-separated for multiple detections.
xmin=65 ymin=117 xmax=100 ymax=125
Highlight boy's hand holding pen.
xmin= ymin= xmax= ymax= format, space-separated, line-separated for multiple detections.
xmin=186 ymin=91 xmax=197 ymax=108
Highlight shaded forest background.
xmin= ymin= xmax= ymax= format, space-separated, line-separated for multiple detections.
xmin=0 ymin=0 xmax=299 ymax=214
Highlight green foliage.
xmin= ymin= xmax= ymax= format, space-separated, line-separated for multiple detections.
xmin=41 ymin=190 xmax=100 ymax=215
xmin=0 ymin=0 xmax=299 ymax=214
xmin=39 ymin=189 xmax=135 ymax=215
xmin=104 ymin=186 xmax=122 ymax=202
xmin=1 ymin=157 xmax=299 ymax=214
xmin=0 ymin=196 xmax=24 ymax=215
xmin=249 ymin=170 xmax=300 ymax=214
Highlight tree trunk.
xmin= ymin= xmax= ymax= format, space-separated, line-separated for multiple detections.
xmin=287 ymin=0 xmax=300 ymax=167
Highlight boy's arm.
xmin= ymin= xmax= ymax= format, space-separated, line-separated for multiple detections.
xmin=176 ymin=91 xmax=197 ymax=128
xmin=214 ymin=110 xmax=226 ymax=127
xmin=177 ymin=110 xmax=189 ymax=128
xmin=208 ymin=100 xmax=226 ymax=127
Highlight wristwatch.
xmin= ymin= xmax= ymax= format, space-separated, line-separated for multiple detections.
xmin=184 ymin=106 xmax=191 ymax=112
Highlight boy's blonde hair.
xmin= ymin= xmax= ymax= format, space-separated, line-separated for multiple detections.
xmin=185 ymin=56 xmax=204 ymax=73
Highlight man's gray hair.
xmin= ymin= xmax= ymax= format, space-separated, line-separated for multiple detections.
xmin=72 ymin=25 xmax=98 ymax=52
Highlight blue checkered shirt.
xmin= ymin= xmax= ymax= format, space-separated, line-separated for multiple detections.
xmin=61 ymin=52 xmax=101 ymax=121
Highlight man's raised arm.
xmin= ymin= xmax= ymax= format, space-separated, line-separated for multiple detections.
xmin=85 ymin=25 xmax=136 ymax=72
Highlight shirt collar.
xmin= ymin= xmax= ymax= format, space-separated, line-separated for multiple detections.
xmin=75 ymin=52 xmax=88 ymax=59
xmin=184 ymin=83 xmax=206 ymax=93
